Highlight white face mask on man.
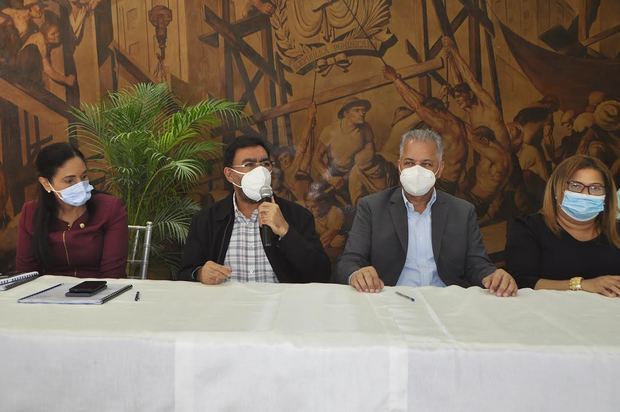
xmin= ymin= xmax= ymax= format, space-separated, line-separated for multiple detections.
xmin=229 ymin=166 xmax=272 ymax=202
xmin=399 ymin=165 xmax=437 ymax=196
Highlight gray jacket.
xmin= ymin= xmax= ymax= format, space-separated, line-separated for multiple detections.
xmin=336 ymin=187 xmax=496 ymax=287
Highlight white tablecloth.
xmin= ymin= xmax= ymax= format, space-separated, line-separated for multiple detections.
xmin=1 ymin=276 xmax=619 ymax=411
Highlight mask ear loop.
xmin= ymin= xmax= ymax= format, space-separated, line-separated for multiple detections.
xmin=227 ymin=167 xmax=247 ymax=189
xmin=227 ymin=166 xmax=271 ymax=194
xmin=228 ymin=168 xmax=247 ymax=176
xmin=46 ymin=181 xmax=64 ymax=199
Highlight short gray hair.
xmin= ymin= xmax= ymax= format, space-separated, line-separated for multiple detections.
xmin=399 ymin=129 xmax=444 ymax=160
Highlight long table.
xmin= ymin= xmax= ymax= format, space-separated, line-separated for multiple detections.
xmin=1 ymin=276 xmax=619 ymax=411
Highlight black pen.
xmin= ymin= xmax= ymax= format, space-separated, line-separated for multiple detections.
xmin=395 ymin=291 xmax=415 ymax=302
xmin=134 ymin=291 xmax=140 ymax=301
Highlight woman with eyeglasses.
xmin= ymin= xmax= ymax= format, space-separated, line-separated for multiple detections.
xmin=16 ymin=142 xmax=128 ymax=277
xmin=506 ymin=155 xmax=620 ymax=297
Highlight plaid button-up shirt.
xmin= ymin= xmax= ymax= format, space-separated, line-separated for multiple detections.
xmin=223 ymin=195 xmax=278 ymax=283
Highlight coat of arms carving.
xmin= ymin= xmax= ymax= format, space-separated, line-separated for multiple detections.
xmin=270 ymin=0 xmax=394 ymax=75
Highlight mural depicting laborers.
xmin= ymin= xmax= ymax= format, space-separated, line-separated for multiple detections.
xmin=0 ymin=0 xmax=96 ymax=88
xmin=1 ymin=0 xmax=619 ymax=272
xmin=315 ymin=96 xmax=375 ymax=204
xmin=274 ymin=102 xmax=318 ymax=202
xmin=17 ymin=19 xmax=75 ymax=87
xmin=383 ymin=64 xmax=468 ymax=195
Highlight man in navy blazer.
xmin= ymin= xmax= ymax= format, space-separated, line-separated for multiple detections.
xmin=336 ymin=129 xmax=517 ymax=297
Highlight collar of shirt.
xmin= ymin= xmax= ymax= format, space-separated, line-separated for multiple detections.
xmin=401 ymin=188 xmax=437 ymax=216
xmin=232 ymin=193 xmax=259 ymax=224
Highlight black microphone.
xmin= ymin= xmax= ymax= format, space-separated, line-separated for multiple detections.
xmin=259 ymin=186 xmax=275 ymax=247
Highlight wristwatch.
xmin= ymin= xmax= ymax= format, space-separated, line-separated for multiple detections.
xmin=569 ymin=276 xmax=583 ymax=291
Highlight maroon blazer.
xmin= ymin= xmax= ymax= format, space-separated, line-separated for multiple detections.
xmin=16 ymin=193 xmax=129 ymax=278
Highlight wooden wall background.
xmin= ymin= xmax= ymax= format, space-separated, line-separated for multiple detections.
xmin=1 ymin=0 xmax=619 ymax=271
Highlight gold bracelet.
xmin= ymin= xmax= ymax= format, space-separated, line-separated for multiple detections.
xmin=569 ymin=276 xmax=583 ymax=291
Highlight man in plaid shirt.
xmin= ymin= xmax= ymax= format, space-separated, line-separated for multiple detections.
xmin=178 ymin=136 xmax=331 ymax=284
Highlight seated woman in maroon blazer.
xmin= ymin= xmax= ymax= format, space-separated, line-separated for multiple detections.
xmin=16 ymin=142 xmax=128 ymax=277
xmin=506 ymin=155 xmax=620 ymax=297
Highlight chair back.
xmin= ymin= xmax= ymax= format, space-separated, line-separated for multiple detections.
xmin=127 ymin=221 xmax=153 ymax=279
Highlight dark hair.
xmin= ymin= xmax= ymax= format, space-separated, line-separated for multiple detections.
xmin=513 ymin=107 xmax=551 ymax=125
xmin=33 ymin=142 xmax=88 ymax=270
xmin=473 ymin=126 xmax=497 ymax=142
xmin=223 ymin=135 xmax=271 ymax=167
xmin=423 ymin=96 xmax=446 ymax=111
xmin=538 ymin=94 xmax=560 ymax=112
xmin=450 ymin=82 xmax=472 ymax=96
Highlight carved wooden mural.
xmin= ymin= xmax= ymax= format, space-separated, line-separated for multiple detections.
xmin=1 ymin=0 xmax=619 ymax=271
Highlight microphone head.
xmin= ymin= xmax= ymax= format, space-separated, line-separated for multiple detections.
xmin=259 ymin=185 xmax=273 ymax=200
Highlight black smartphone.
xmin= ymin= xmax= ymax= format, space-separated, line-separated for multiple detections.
xmin=65 ymin=281 xmax=107 ymax=297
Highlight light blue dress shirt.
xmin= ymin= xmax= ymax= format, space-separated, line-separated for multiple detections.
xmin=396 ymin=189 xmax=446 ymax=287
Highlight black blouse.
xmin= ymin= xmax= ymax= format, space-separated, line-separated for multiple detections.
xmin=506 ymin=213 xmax=620 ymax=289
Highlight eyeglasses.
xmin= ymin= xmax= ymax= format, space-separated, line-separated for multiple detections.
xmin=230 ymin=160 xmax=273 ymax=170
xmin=566 ymin=180 xmax=606 ymax=196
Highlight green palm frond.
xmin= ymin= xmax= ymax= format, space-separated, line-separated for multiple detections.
xmin=106 ymin=83 xmax=175 ymax=132
xmin=160 ymin=159 xmax=205 ymax=183
xmin=169 ymin=141 xmax=221 ymax=161
xmin=152 ymin=197 xmax=201 ymax=244
xmin=69 ymin=83 xmax=244 ymax=273
xmin=157 ymin=99 xmax=244 ymax=153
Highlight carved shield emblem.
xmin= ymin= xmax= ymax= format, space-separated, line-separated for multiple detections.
xmin=271 ymin=0 xmax=394 ymax=75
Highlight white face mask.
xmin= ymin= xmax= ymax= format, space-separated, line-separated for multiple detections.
xmin=50 ymin=180 xmax=93 ymax=207
xmin=400 ymin=165 xmax=436 ymax=196
xmin=230 ymin=166 xmax=272 ymax=202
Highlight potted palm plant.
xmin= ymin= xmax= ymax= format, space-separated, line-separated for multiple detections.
xmin=69 ymin=83 xmax=244 ymax=277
